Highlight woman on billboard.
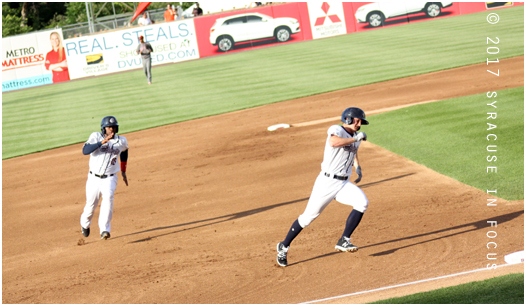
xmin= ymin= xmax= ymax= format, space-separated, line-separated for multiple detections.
xmin=44 ymin=32 xmax=70 ymax=83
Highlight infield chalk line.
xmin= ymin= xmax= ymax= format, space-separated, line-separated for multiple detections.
xmin=291 ymin=100 xmax=438 ymax=128
xmin=300 ymin=263 xmax=523 ymax=304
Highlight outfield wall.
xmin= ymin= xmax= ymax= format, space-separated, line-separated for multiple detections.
xmin=2 ymin=2 xmax=523 ymax=92
xmin=2 ymin=29 xmax=66 ymax=91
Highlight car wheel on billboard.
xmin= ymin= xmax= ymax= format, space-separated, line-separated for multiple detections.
xmin=275 ymin=27 xmax=291 ymax=42
xmin=217 ymin=35 xmax=234 ymax=52
xmin=425 ymin=3 xmax=442 ymax=17
xmin=367 ymin=12 xmax=385 ymax=27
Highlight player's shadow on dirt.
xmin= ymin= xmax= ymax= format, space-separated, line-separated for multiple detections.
xmin=122 ymin=173 xmax=416 ymax=243
xmin=289 ymin=210 xmax=523 ymax=266
xmin=124 ymin=197 xmax=310 ymax=243
xmin=367 ymin=210 xmax=524 ymax=257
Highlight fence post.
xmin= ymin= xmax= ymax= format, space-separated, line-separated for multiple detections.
xmin=85 ymin=1 xmax=93 ymax=34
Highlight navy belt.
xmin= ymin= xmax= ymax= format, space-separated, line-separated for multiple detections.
xmin=90 ymin=171 xmax=114 ymax=179
xmin=324 ymin=172 xmax=348 ymax=181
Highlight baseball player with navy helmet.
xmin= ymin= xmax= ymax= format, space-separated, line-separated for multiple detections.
xmin=276 ymin=107 xmax=369 ymax=267
xmin=80 ymin=116 xmax=129 ymax=240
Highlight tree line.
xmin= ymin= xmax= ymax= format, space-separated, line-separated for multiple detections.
xmin=2 ymin=2 xmax=195 ymax=38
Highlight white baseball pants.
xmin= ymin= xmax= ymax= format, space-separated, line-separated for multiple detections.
xmin=298 ymin=172 xmax=369 ymax=228
xmin=80 ymin=173 xmax=118 ymax=234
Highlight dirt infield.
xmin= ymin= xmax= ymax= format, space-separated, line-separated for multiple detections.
xmin=2 ymin=56 xmax=524 ymax=304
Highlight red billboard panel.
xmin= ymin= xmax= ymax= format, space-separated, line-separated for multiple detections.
xmin=349 ymin=2 xmax=461 ymax=32
xmin=193 ymin=2 xmax=523 ymax=59
xmin=194 ymin=3 xmax=307 ymax=58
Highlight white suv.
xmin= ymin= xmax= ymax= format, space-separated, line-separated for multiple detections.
xmin=355 ymin=2 xmax=453 ymax=28
xmin=209 ymin=13 xmax=301 ymax=52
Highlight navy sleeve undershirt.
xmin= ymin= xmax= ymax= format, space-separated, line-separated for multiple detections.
xmin=120 ymin=149 xmax=128 ymax=162
xmin=82 ymin=142 xmax=102 ymax=155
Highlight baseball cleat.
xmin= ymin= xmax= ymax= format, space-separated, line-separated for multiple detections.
xmin=277 ymin=242 xmax=289 ymax=267
xmin=81 ymin=227 xmax=90 ymax=237
xmin=335 ymin=237 xmax=358 ymax=252
xmin=101 ymin=231 xmax=111 ymax=240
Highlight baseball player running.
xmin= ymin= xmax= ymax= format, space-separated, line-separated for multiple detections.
xmin=136 ymin=35 xmax=153 ymax=85
xmin=276 ymin=107 xmax=369 ymax=267
xmin=80 ymin=116 xmax=129 ymax=240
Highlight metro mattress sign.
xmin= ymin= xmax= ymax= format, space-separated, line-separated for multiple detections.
xmin=1 ymin=29 xmax=61 ymax=92
xmin=308 ymin=2 xmax=347 ymax=39
xmin=2 ymin=48 xmax=45 ymax=71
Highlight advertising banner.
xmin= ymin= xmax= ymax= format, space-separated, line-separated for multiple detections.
xmin=458 ymin=2 xmax=517 ymax=14
xmin=194 ymin=2 xmax=307 ymax=57
xmin=349 ymin=2 xmax=463 ymax=32
xmin=64 ymin=19 xmax=200 ymax=80
xmin=2 ymin=29 xmax=69 ymax=92
xmin=3 ymin=2 xmax=523 ymax=91
xmin=307 ymin=2 xmax=348 ymax=40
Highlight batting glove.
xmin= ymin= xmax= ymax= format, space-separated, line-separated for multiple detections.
xmin=353 ymin=132 xmax=367 ymax=142
xmin=354 ymin=166 xmax=363 ymax=184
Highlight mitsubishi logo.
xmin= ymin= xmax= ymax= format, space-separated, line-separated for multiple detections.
xmin=314 ymin=2 xmax=342 ymax=26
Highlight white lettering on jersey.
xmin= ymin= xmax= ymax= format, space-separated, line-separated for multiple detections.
xmin=86 ymin=132 xmax=129 ymax=175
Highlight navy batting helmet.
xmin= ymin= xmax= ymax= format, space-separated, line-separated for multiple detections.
xmin=101 ymin=116 xmax=119 ymax=134
xmin=341 ymin=107 xmax=369 ymax=125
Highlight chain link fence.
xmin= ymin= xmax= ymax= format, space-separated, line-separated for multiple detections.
xmin=56 ymin=3 xmax=272 ymax=38
xmin=61 ymin=7 xmax=174 ymax=38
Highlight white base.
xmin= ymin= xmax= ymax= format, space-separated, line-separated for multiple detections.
xmin=267 ymin=123 xmax=290 ymax=131
xmin=504 ymin=250 xmax=524 ymax=264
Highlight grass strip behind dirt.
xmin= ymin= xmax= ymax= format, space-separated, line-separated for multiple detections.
xmin=370 ymin=273 xmax=524 ymax=304
xmin=2 ymin=6 xmax=523 ymax=159
xmin=366 ymin=87 xmax=524 ymax=201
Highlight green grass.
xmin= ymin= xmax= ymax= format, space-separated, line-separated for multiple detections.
xmin=366 ymin=87 xmax=524 ymax=201
xmin=2 ymin=6 xmax=523 ymax=159
xmin=370 ymin=273 xmax=524 ymax=304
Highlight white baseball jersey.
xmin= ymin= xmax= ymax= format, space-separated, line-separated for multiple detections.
xmin=81 ymin=132 xmax=128 ymax=235
xmin=298 ymin=125 xmax=368 ymax=228
xmin=86 ymin=132 xmax=129 ymax=175
xmin=321 ymin=125 xmax=361 ymax=177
